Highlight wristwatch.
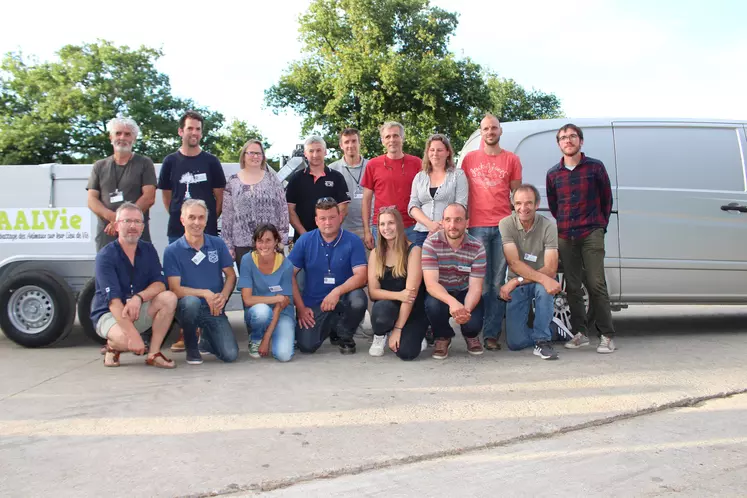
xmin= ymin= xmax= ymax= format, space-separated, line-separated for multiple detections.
xmin=516 ymin=277 xmax=525 ymax=285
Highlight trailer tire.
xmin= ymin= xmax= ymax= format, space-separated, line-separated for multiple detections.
xmin=77 ymin=277 xmax=104 ymax=345
xmin=0 ymin=270 xmax=76 ymax=348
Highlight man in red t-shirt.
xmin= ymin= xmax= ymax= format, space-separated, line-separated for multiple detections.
xmin=461 ymin=114 xmax=523 ymax=351
xmin=361 ymin=121 xmax=421 ymax=250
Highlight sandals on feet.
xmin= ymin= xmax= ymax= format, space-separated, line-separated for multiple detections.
xmin=103 ymin=344 xmax=121 ymax=367
xmin=145 ymin=352 xmax=176 ymax=369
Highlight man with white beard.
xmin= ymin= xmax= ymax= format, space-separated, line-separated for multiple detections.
xmin=87 ymin=117 xmax=158 ymax=251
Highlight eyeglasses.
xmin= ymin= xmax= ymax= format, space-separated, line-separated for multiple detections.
xmin=378 ymin=205 xmax=397 ymax=213
xmin=118 ymin=219 xmax=144 ymax=226
xmin=316 ymin=197 xmax=336 ymax=206
xmin=558 ymin=134 xmax=580 ymax=143
xmin=245 ymin=151 xmax=263 ymax=157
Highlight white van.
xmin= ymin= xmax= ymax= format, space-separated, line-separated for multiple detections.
xmin=458 ymin=118 xmax=747 ymax=335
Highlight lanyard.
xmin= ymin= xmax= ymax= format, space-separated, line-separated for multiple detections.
xmin=383 ymin=156 xmax=405 ymax=174
xmin=320 ymin=230 xmax=343 ymax=272
xmin=111 ymin=158 xmax=129 ymax=191
xmin=343 ymin=158 xmax=366 ymax=186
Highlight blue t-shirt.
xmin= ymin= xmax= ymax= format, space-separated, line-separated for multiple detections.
xmin=157 ymin=151 xmax=227 ymax=237
xmin=163 ymin=234 xmax=233 ymax=303
xmin=91 ymin=240 xmax=167 ymax=326
xmin=237 ymin=253 xmax=296 ymax=319
xmin=288 ymin=229 xmax=367 ymax=307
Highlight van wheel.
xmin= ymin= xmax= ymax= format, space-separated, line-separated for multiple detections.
xmin=551 ymin=273 xmax=590 ymax=341
xmin=77 ymin=278 xmax=105 ymax=345
xmin=0 ymin=270 xmax=76 ymax=348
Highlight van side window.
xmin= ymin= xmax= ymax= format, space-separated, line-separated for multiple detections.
xmin=614 ymin=126 xmax=745 ymax=192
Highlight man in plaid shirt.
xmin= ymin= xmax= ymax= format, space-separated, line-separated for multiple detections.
xmin=546 ymin=123 xmax=617 ymax=354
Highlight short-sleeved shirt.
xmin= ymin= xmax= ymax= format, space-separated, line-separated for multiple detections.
xmin=461 ymin=149 xmax=522 ymax=227
xmin=90 ymin=240 xmax=167 ymax=326
xmin=157 ymin=151 xmax=227 ymax=237
xmin=86 ymin=154 xmax=158 ymax=242
xmin=163 ymin=234 xmax=233 ymax=304
xmin=285 ymin=166 xmax=350 ymax=240
xmin=237 ymin=252 xmax=296 ymax=319
xmin=329 ymin=157 xmax=368 ymax=237
xmin=360 ymin=154 xmax=421 ymax=227
xmin=288 ymin=229 xmax=367 ymax=307
xmin=499 ymin=212 xmax=559 ymax=279
xmin=421 ymin=231 xmax=487 ymax=292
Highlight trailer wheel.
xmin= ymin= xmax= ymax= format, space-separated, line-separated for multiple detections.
xmin=550 ymin=272 xmax=590 ymax=342
xmin=0 ymin=270 xmax=76 ymax=348
xmin=77 ymin=277 xmax=105 ymax=345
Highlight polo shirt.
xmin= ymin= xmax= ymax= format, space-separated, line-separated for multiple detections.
xmin=360 ymin=154 xmax=421 ymax=227
xmin=499 ymin=212 xmax=559 ymax=279
xmin=90 ymin=240 xmax=166 ymax=326
xmin=285 ymin=166 xmax=350 ymax=240
xmin=421 ymin=231 xmax=486 ymax=292
xmin=288 ymin=229 xmax=367 ymax=307
xmin=163 ymin=234 xmax=233 ymax=303
xmin=237 ymin=253 xmax=296 ymax=319
xmin=157 ymin=151 xmax=227 ymax=238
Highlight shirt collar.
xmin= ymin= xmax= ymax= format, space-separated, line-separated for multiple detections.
xmin=559 ymin=152 xmax=587 ymax=169
xmin=513 ymin=212 xmax=540 ymax=234
xmin=316 ymin=228 xmax=344 ymax=247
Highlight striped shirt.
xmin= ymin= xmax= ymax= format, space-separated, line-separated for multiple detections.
xmin=421 ymin=231 xmax=486 ymax=292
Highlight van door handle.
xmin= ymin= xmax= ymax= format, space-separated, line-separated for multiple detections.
xmin=720 ymin=202 xmax=747 ymax=213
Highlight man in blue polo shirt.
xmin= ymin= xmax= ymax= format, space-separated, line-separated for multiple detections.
xmin=91 ymin=202 xmax=178 ymax=368
xmin=163 ymin=199 xmax=238 ymax=364
xmin=289 ymin=198 xmax=368 ymax=354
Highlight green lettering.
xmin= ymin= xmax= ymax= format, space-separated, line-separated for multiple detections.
xmin=31 ymin=210 xmax=44 ymax=229
xmin=42 ymin=210 xmax=59 ymax=229
xmin=0 ymin=211 xmax=10 ymax=231
xmin=59 ymin=209 xmax=69 ymax=229
xmin=69 ymin=215 xmax=81 ymax=230
xmin=13 ymin=211 xmax=31 ymax=230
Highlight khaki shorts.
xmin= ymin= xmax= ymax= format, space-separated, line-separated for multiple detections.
xmin=96 ymin=301 xmax=153 ymax=339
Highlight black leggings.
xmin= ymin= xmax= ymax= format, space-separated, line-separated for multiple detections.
xmin=370 ymin=300 xmax=428 ymax=361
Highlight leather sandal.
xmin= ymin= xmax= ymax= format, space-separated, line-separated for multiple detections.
xmin=145 ymin=352 xmax=176 ymax=369
xmin=104 ymin=344 xmax=121 ymax=367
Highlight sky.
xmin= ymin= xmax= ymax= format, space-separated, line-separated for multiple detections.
xmin=1 ymin=0 xmax=745 ymax=159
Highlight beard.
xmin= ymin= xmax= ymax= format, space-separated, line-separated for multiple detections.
xmin=445 ymin=229 xmax=464 ymax=240
xmin=483 ymin=135 xmax=500 ymax=146
xmin=112 ymin=143 xmax=133 ymax=154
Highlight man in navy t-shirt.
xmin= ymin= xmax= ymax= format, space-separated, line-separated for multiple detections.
xmin=163 ymin=199 xmax=238 ymax=364
xmin=288 ymin=198 xmax=368 ymax=354
xmin=158 ymin=111 xmax=227 ymax=242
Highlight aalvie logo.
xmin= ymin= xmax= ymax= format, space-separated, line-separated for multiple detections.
xmin=0 ymin=208 xmax=91 ymax=243
xmin=325 ymin=181 xmax=334 ymax=187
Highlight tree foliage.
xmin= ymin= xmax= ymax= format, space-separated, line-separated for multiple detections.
xmin=0 ymin=40 xmax=224 ymax=164
xmin=265 ymin=0 xmax=493 ymax=157
xmin=486 ymin=75 xmax=563 ymax=123
xmin=214 ymin=119 xmax=271 ymax=164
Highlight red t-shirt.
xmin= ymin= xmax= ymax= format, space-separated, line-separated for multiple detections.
xmin=361 ymin=154 xmax=421 ymax=228
xmin=461 ymin=149 xmax=522 ymax=227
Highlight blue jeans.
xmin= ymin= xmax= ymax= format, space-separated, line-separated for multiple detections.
xmin=424 ymin=290 xmax=484 ymax=339
xmin=371 ymin=225 xmax=419 ymax=246
xmin=409 ymin=230 xmax=429 ymax=247
xmin=244 ymin=304 xmax=295 ymax=362
xmin=176 ymin=296 xmax=239 ymax=362
xmin=505 ymin=283 xmax=554 ymax=351
xmin=469 ymin=226 xmax=507 ymax=340
xmin=297 ymin=288 xmax=368 ymax=353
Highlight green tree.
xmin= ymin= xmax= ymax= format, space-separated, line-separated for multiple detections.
xmin=486 ymin=75 xmax=563 ymax=123
xmin=214 ymin=119 xmax=271 ymax=164
xmin=0 ymin=40 xmax=224 ymax=164
xmin=265 ymin=0 xmax=492 ymax=157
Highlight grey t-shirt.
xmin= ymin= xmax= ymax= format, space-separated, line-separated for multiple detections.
xmin=87 ymin=154 xmax=157 ymax=248
xmin=329 ymin=157 xmax=368 ymax=237
xmin=499 ymin=212 xmax=558 ymax=279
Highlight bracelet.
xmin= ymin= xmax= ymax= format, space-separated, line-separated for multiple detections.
xmin=135 ymin=293 xmax=145 ymax=303
xmin=393 ymin=326 xmax=402 ymax=331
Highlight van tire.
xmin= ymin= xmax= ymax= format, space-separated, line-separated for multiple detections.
xmin=77 ymin=277 xmax=105 ymax=345
xmin=0 ymin=270 xmax=76 ymax=348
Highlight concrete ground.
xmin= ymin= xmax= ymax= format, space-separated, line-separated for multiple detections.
xmin=0 ymin=306 xmax=746 ymax=498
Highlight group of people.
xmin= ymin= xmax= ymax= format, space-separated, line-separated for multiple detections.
xmin=87 ymin=111 xmax=617 ymax=368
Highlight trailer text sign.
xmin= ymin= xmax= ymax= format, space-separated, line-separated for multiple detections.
xmin=0 ymin=208 xmax=91 ymax=242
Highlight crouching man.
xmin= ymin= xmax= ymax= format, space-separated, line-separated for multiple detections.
xmin=499 ymin=184 xmax=562 ymax=360
xmin=163 ymin=199 xmax=239 ymax=364
xmin=289 ymin=198 xmax=368 ymax=354
xmin=91 ymin=202 xmax=177 ymax=368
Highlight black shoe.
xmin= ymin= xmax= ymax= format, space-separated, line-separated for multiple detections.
xmin=533 ymin=342 xmax=559 ymax=360
xmin=425 ymin=327 xmax=435 ymax=346
xmin=339 ymin=339 xmax=356 ymax=355
xmin=329 ymin=333 xmax=342 ymax=346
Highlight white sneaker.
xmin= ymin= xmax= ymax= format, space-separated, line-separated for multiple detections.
xmin=421 ymin=338 xmax=428 ymax=352
xmin=597 ymin=335 xmax=616 ymax=354
xmin=564 ymin=332 xmax=590 ymax=349
xmin=369 ymin=334 xmax=386 ymax=357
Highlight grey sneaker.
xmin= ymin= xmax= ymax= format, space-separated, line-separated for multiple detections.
xmin=533 ymin=342 xmax=559 ymax=360
xmin=354 ymin=325 xmax=373 ymax=341
xmin=248 ymin=341 xmax=261 ymax=359
xmin=597 ymin=335 xmax=616 ymax=354
xmin=564 ymin=332 xmax=590 ymax=349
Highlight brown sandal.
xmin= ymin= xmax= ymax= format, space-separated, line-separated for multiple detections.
xmin=104 ymin=344 xmax=121 ymax=367
xmin=145 ymin=352 xmax=176 ymax=369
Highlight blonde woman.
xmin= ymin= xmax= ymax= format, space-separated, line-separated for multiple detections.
xmin=367 ymin=207 xmax=428 ymax=359
xmin=221 ymin=139 xmax=289 ymax=270
xmin=407 ymin=134 xmax=468 ymax=246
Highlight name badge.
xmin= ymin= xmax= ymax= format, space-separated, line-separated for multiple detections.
xmin=192 ymin=251 xmax=206 ymax=265
xmin=457 ymin=265 xmax=471 ymax=273
xmin=109 ymin=190 xmax=124 ymax=204
xmin=269 ymin=285 xmax=283 ymax=293
xmin=193 ymin=173 xmax=207 ymax=182
xmin=524 ymin=253 xmax=538 ymax=263
xmin=324 ymin=271 xmax=336 ymax=285
xmin=354 ymin=193 xmax=364 ymax=199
